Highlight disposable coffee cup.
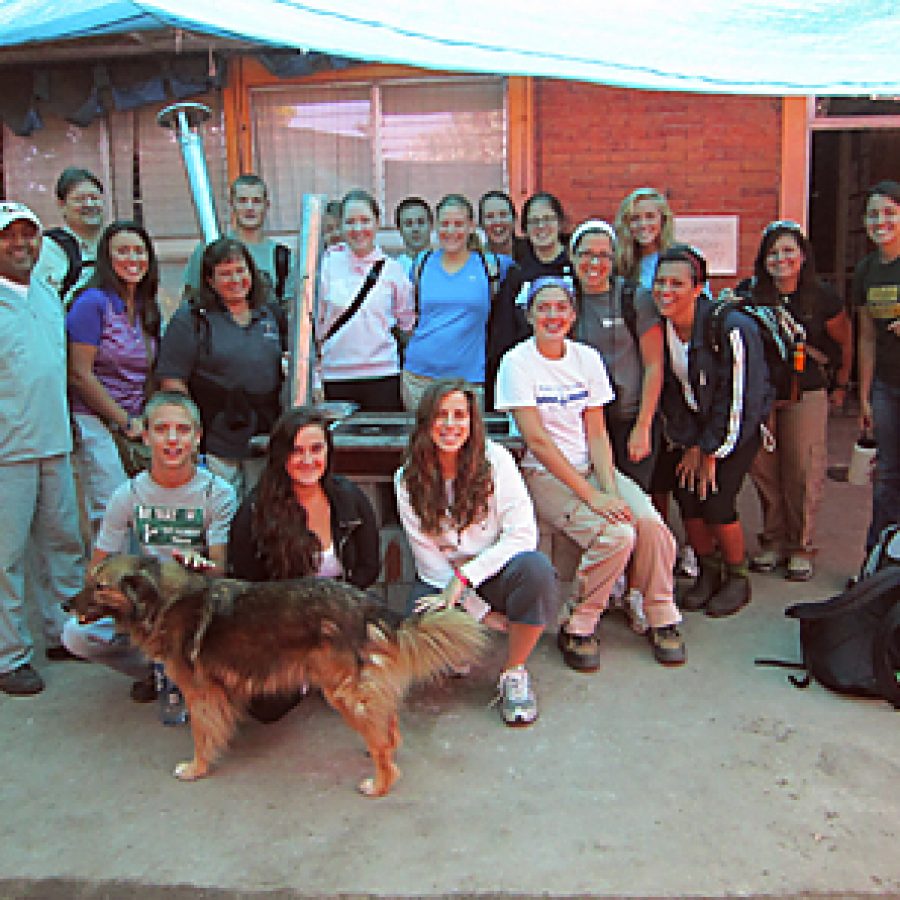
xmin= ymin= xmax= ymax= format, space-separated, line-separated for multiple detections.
xmin=847 ymin=435 xmax=877 ymax=486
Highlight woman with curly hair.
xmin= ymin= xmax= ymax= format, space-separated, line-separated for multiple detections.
xmin=66 ymin=220 xmax=162 ymax=531
xmin=395 ymin=380 xmax=557 ymax=726
xmin=614 ymin=187 xmax=676 ymax=290
xmin=228 ymin=405 xmax=380 ymax=720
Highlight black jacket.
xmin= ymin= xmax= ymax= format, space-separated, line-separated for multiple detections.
xmin=660 ymin=294 xmax=774 ymax=458
xmin=228 ymin=474 xmax=380 ymax=589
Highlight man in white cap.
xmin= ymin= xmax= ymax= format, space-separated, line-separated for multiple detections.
xmin=0 ymin=201 xmax=85 ymax=696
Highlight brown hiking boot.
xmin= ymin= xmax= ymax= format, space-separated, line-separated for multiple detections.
xmin=648 ymin=625 xmax=686 ymax=665
xmin=557 ymin=629 xmax=600 ymax=672
xmin=706 ymin=573 xmax=751 ymax=618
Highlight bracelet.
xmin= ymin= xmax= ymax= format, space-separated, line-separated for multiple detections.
xmin=453 ymin=566 xmax=471 ymax=589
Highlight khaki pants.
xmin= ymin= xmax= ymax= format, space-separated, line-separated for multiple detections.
xmin=524 ymin=467 xmax=679 ymax=635
xmin=750 ymin=388 xmax=828 ymax=554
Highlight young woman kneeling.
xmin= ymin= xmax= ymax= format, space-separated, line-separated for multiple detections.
xmin=395 ymin=380 xmax=557 ymax=726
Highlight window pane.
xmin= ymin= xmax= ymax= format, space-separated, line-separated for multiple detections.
xmin=2 ymin=119 xmax=108 ymax=227
xmin=381 ymin=78 xmax=505 ymax=217
xmin=251 ymin=84 xmax=373 ymax=231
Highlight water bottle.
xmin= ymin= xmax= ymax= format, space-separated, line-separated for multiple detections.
xmin=154 ymin=662 xmax=189 ymax=726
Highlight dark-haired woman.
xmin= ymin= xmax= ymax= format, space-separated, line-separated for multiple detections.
xmin=746 ymin=221 xmax=852 ymax=581
xmin=317 ymin=189 xmax=414 ymax=412
xmin=516 ymin=192 xmax=573 ymax=287
xmin=478 ymin=191 xmax=529 ymax=261
xmin=156 ymin=237 xmax=285 ymax=500
xmin=654 ymin=246 xmax=774 ymax=617
xmin=395 ymin=380 xmax=557 ymax=726
xmin=66 ymin=221 xmax=161 ymax=530
xmin=228 ymin=406 xmax=379 ymax=721
xmin=854 ymin=180 xmax=900 ymax=557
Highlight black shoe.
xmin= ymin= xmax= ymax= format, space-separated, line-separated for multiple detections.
xmin=648 ymin=625 xmax=687 ymax=665
xmin=706 ymin=573 xmax=751 ymax=618
xmin=557 ymin=629 xmax=600 ymax=672
xmin=0 ymin=664 xmax=45 ymax=696
xmin=130 ymin=671 xmax=158 ymax=703
xmin=45 ymin=645 xmax=87 ymax=662
xmin=679 ymin=557 xmax=722 ymax=611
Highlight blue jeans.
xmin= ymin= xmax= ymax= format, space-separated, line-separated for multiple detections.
xmin=867 ymin=377 xmax=900 ymax=550
xmin=0 ymin=455 xmax=85 ymax=673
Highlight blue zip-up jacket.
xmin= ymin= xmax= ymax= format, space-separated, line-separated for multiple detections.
xmin=660 ymin=294 xmax=774 ymax=459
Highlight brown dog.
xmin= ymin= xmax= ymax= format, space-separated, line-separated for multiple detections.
xmin=71 ymin=554 xmax=488 ymax=796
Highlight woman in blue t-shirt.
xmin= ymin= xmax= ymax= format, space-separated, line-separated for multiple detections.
xmin=402 ymin=194 xmax=513 ymax=412
xmin=66 ymin=221 xmax=161 ymax=532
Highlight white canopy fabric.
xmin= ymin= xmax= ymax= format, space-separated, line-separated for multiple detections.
xmin=1 ymin=0 xmax=899 ymax=96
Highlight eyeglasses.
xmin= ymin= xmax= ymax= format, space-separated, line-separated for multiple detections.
xmin=865 ymin=208 xmax=900 ymax=222
xmin=526 ymin=215 xmax=557 ymax=227
xmin=575 ymin=250 xmax=614 ymax=262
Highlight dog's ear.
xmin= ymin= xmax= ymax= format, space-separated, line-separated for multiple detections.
xmin=120 ymin=571 xmax=161 ymax=619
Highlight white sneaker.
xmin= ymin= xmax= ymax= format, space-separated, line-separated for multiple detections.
xmin=497 ymin=666 xmax=537 ymax=726
xmin=676 ymin=545 xmax=700 ymax=578
xmin=609 ymin=574 xmax=627 ymax=608
xmin=625 ymin=589 xmax=649 ymax=634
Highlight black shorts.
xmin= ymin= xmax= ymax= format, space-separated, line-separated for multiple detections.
xmin=673 ymin=432 xmax=761 ymax=526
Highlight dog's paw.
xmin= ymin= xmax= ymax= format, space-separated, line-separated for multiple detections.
xmin=173 ymin=760 xmax=207 ymax=781
xmin=357 ymin=776 xmax=381 ymax=797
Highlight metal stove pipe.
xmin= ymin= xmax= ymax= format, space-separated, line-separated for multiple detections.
xmin=157 ymin=102 xmax=221 ymax=244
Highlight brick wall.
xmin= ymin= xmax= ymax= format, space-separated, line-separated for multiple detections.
xmin=533 ymin=80 xmax=782 ymax=287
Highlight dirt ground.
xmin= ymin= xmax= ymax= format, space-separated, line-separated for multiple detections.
xmin=0 ymin=410 xmax=897 ymax=900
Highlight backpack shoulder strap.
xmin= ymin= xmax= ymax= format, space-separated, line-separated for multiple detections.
xmin=274 ymin=243 xmax=291 ymax=302
xmin=412 ymin=249 xmax=433 ymax=321
xmin=618 ymin=278 xmax=639 ymax=346
xmin=476 ymin=250 xmax=501 ymax=300
xmin=45 ymin=227 xmax=83 ymax=299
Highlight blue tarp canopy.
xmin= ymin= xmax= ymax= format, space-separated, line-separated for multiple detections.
xmin=1 ymin=0 xmax=899 ymax=96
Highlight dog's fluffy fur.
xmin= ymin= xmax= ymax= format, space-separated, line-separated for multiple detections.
xmin=72 ymin=555 xmax=488 ymax=796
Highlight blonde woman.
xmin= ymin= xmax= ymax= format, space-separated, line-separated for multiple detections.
xmin=614 ymin=187 xmax=676 ymax=290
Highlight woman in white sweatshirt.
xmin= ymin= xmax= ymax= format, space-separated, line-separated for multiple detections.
xmin=394 ymin=379 xmax=557 ymax=727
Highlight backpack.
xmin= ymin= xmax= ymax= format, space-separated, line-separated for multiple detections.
xmin=756 ymin=566 xmax=900 ymax=709
xmin=708 ymin=286 xmax=806 ymax=405
xmin=44 ymin=227 xmax=85 ymax=302
xmin=861 ymin=523 xmax=900 ymax=579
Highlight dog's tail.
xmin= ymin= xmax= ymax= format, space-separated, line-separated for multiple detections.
xmin=363 ymin=609 xmax=489 ymax=696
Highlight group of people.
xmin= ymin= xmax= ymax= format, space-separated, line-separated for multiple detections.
xmin=1 ymin=167 xmax=897 ymax=734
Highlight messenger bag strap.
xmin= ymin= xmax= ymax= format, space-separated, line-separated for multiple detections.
xmin=319 ymin=258 xmax=386 ymax=349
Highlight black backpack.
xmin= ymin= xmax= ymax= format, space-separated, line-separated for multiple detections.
xmin=708 ymin=286 xmax=805 ymax=405
xmin=757 ymin=567 xmax=900 ymax=709
xmin=44 ymin=227 xmax=86 ymax=301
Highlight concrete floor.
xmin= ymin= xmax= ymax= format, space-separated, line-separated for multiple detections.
xmin=1 ymin=411 xmax=897 ymax=900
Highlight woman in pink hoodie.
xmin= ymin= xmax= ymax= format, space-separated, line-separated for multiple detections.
xmin=316 ymin=189 xmax=415 ymax=411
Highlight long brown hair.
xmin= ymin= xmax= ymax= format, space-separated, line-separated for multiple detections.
xmin=252 ymin=407 xmax=334 ymax=579
xmin=401 ymin=380 xmax=494 ymax=535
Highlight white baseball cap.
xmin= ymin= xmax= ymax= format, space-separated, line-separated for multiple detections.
xmin=0 ymin=202 xmax=41 ymax=232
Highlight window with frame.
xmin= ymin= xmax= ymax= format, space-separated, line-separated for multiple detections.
xmin=250 ymin=76 xmax=507 ymax=231
xmin=1 ymin=92 xmax=228 ymax=312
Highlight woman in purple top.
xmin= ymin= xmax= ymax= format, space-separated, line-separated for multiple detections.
xmin=66 ymin=221 xmax=161 ymax=531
